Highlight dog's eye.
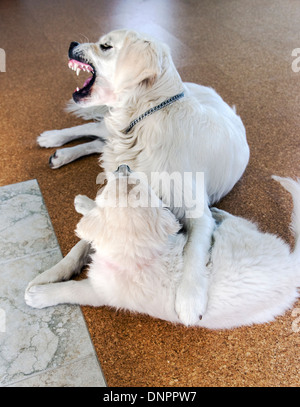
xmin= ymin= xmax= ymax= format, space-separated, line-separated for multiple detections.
xmin=100 ymin=43 xmax=113 ymax=51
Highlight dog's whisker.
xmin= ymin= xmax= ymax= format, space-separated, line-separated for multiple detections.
xmin=79 ymin=33 xmax=90 ymax=43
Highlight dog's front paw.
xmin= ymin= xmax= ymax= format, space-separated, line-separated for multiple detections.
xmin=48 ymin=150 xmax=67 ymax=169
xmin=25 ymin=285 xmax=55 ymax=309
xmin=175 ymin=280 xmax=208 ymax=326
xmin=37 ymin=130 xmax=65 ymax=148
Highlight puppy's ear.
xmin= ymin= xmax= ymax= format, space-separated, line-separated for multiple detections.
xmin=75 ymin=208 xmax=104 ymax=244
xmin=159 ymin=207 xmax=181 ymax=237
xmin=114 ymin=37 xmax=162 ymax=92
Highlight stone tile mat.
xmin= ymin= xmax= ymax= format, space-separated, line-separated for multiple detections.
xmin=8 ymin=355 xmax=106 ymax=387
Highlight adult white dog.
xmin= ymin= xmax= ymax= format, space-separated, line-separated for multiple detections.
xmin=25 ymin=166 xmax=300 ymax=329
xmin=37 ymin=29 xmax=249 ymax=325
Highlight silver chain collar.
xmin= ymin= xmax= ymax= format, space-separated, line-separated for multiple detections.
xmin=124 ymin=92 xmax=185 ymax=134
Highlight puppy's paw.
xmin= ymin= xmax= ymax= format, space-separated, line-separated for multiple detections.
xmin=37 ymin=130 xmax=66 ymax=148
xmin=74 ymin=195 xmax=96 ymax=215
xmin=175 ymin=280 xmax=208 ymax=326
xmin=25 ymin=284 xmax=55 ymax=309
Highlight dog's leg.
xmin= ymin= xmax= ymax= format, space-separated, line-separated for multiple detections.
xmin=175 ymin=205 xmax=215 ymax=326
xmin=25 ymin=279 xmax=103 ymax=309
xmin=49 ymin=139 xmax=105 ymax=168
xmin=37 ymin=122 xmax=108 ymax=148
xmin=25 ymin=240 xmax=91 ymax=291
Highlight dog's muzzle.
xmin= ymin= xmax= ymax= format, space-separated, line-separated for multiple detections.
xmin=68 ymin=41 xmax=96 ymax=103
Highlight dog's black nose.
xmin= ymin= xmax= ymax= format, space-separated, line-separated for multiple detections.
xmin=69 ymin=41 xmax=80 ymax=57
xmin=115 ymin=164 xmax=132 ymax=176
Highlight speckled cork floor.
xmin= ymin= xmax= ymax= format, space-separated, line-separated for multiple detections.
xmin=1 ymin=0 xmax=299 ymax=387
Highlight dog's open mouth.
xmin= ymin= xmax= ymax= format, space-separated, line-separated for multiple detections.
xmin=68 ymin=58 xmax=96 ymax=102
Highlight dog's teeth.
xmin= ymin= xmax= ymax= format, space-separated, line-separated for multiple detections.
xmin=76 ymin=67 xmax=80 ymax=76
xmin=76 ymin=87 xmax=80 ymax=92
xmin=68 ymin=61 xmax=72 ymax=68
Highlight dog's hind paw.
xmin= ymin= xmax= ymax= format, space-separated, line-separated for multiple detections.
xmin=211 ymin=207 xmax=228 ymax=224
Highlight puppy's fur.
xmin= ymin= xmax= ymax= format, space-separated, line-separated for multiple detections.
xmin=37 ymin=29 xmax=250 ymax=324
xmin=25 ymin=169 xmax=300 ymax=329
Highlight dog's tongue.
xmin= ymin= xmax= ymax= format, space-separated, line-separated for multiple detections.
xmin=75 ymin=76 xmax=93 ymax=93
xmin=83 ymin=76 xmax=92 ymax=88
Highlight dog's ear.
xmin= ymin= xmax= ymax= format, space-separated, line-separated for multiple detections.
xmin=114 ymin=37 xmax=162 ymax=93
xmin=75 ymin=208 xmax=104 ymax=245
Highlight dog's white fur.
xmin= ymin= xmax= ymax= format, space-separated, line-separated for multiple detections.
xmin=25 ymin=171 xmax=300 ymax=329
xmin=36 ymin=29 xmax=249 ymax=324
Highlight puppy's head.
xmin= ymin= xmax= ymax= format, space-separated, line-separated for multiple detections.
xmin=68 ymin=29 xmax=167 ymax=107
xmin=76 ymin=165 xmax=180 ymax=260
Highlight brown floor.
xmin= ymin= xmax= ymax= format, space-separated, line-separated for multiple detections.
xmin=1 ymin=0 xmax=300 ymax=387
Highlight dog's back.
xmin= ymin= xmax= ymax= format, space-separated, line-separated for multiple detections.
xmin=198 ymin=177 xmax=300 ymax=329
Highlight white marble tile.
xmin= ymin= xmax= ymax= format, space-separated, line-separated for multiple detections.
xmin=0 ymin=180 xmax=106 ymax=387
xmin=9 ymin=356 xmax=106 ymax=387
xmin=0 ymin=251 xmax=97 ymax=386
xmin=0 ymin=180 xmax=58 ymax=262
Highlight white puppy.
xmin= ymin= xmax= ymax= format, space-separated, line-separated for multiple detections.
xmin=25 ymin=166 xmax=300 ymax=329
xmin=37 ymin=29 xmax=250 ymax=324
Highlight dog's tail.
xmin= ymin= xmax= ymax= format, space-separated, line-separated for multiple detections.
xmin=272 ymin=175 xmax=300 ymax=278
